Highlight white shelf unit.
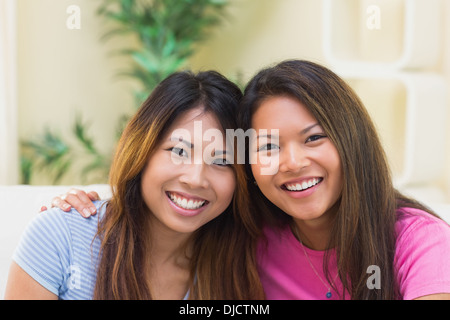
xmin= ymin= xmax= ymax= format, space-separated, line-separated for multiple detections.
xmin=321 ymin=0 xmax=449 ymax=217
xmin=322 ymin=0 xmax=443 ymax=70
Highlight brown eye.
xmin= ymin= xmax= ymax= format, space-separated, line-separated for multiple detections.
xmin=169 ymin=147 xmax=188 ymax=158
xmin=306 ymin=135 xmax=326 ymax=143
xmin=258 ymin=143 xmax=280 ymax=152
xmin=211 ymin=158 xmax=231 ymax=166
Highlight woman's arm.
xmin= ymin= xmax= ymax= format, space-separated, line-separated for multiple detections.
xmin=4 ymin=262 xmax=58 ymax=300
xmin=414 ymin=293 xmax=450 ymax=300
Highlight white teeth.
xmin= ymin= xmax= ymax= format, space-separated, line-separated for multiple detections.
xmin=168 ymin=192 xmax=206 ymax=210
xmin=285 ymin=178 xmax=321 ymax=191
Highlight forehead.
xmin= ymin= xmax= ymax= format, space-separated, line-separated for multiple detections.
xmin=166 ymin=106 xmax=224 ymax=136
xmin=163 ymin=106 xmax=231 ymax=149
xmin=252 ymin=96 xmax=317 ymax=129
xmin=168 ymin=106 xmax=223 ymax=133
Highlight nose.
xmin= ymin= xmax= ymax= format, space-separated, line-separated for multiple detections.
xmin=278 ymin=143 xmax=310 ymax=173
xmin=179 ymin=163 xmax=210 ymax=189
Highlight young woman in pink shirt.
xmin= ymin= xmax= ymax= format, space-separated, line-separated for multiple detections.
xmin=239 ymin=60 xmax=450 ymax=300
xmin=44 ymin=60 xmax=450 ymax=300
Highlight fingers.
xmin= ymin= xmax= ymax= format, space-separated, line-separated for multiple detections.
xmin=52 ymin=189 xmax=98 ymax=218
xmin=87 ymin=191 xmax=100 ymax=201
xmin=51 ymin=196 xmax=72 ymax=212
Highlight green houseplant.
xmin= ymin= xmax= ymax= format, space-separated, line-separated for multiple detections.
xmin=21 ymin=0 xmax=231 ymax=184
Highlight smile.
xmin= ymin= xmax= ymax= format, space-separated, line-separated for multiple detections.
xmin=282 ymin=177 xmax=323 ymax=192
xmin=167 ymin=191 xmax=208 ymax=210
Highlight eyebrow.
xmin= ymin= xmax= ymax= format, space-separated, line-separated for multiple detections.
xmin=256 ymin=123 xmax=321 ymax=139
xmin=169 ymin=137 xmax=193 ymax=148
xmin=301 ymin=123 xmax=320 ymax=134
xmin=212 ymin=149 xmax=230 ymax=156
xmin=256 ymin=134 xmax=276 ymax=139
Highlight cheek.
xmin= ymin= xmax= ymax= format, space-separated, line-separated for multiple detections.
xmin=140 ymin=167 xmax=161 ymax=211
xmin=251 ymin=163 xmax=275 ymax=198
xmin=251 ymin=161 xmax=272 ymax=183
xmin=250 ymin=162 xmax=263 ymax=182
xmin=140 ymin=154 xmax=174 ymax=204
xmin=212 ymin=171 xmax=236 ymax=211
xmin=323 ymin=149 xmax=344 ymax=196
xmin=328 ymin=147 xmax=342 ymax=174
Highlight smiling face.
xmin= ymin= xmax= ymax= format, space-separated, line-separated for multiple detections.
xmin=251 ymin=95 xmax=343 ymax=228
xmin=141 ymin=106 xmax=236 ymax=235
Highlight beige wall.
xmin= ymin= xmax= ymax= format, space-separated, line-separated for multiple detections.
xmin=443 ymin=0 xmax=450 ymax=199
xmin=17 ymin=0 xmax=137 ymax=184
xmin=17 ymin=0 xmax=450 ymax=202
xmin=190 ymin=0 xmax=325 ymax=79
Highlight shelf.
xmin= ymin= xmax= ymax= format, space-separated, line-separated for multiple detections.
xmin=336 ymin=71 xmax=447 ymax=188
xmin=322 ymin=0 xmax=442 ymax=71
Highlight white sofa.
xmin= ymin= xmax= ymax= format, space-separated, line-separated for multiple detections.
xmin=1 ymin=184 xmax=449 ymax=298
xmin=0 ymin=184 xmax=112 ymax=298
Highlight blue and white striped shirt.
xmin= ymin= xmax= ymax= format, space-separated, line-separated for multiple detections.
xmin=12 ymin=201 xmax=106 ymax=299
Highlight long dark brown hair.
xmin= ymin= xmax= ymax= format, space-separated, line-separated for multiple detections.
xmin=94 ymin=70 xmax=264 ymax=299
xmin=239 ymin=59 xmax=438 ymax=299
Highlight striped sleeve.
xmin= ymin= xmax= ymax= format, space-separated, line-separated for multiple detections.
xmin=12 ymin=209 xmax=72 ymax=296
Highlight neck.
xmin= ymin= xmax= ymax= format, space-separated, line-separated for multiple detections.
xmin=292 ymin=210 xmax=336 ymax=251
xmin=293 ymin=201 xmax=340 ymax=251
xmin=145 ymin=215 xmax=193 ymax=299
xmin=147 ymin=215 xmax=193 ymax=268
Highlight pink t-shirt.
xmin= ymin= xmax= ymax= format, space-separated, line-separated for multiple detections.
xmin=257 ymin=207 xmax=450 ymax=299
